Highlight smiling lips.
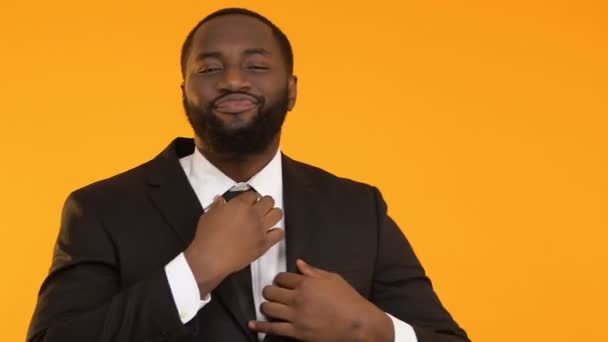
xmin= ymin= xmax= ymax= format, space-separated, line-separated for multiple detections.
xmin=213 ymin=94 xmax=259 ymax=114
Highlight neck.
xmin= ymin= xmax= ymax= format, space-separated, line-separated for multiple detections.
xmin=194 ymin=134 xmax=281 ymax=183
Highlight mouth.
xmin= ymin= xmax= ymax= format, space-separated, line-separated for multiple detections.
xmin=213 ymin=94 xmax=259 ymax=114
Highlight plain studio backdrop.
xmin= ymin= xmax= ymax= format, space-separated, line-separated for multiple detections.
xmin=1 ymin=1 xmax=606 ymax=341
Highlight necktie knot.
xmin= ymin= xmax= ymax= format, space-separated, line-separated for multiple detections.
xmin=222 ymin=184 xmax=255 ymax=202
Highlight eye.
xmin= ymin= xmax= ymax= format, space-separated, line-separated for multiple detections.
xmin=247 ymin=65 xmax=269 ymax=72
xmin=198 ymin=65 xmax=223 ymax=74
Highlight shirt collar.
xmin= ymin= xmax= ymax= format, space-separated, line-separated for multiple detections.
xmin=187 ymin=147 xmax=283 ymax=210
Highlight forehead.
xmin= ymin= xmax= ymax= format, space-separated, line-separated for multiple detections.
xmin=190 ymin=15 xmax=279 ymax=55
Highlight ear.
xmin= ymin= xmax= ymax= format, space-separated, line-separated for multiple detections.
xmin=287 ymin=75 xmax=298 ymax=111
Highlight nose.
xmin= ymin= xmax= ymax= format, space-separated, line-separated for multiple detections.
xmin=217 ymin=66 xmax=251 ymax=92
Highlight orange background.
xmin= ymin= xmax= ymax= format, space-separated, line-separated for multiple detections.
xmin=1 ymin=1 xmax=607 ymax=341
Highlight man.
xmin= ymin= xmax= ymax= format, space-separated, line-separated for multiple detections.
xmin=28 ymin=7 xmax=469 ymax=342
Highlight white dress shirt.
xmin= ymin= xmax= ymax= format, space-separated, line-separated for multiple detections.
xmin=164 ymin=146 xmax=417 ymax=341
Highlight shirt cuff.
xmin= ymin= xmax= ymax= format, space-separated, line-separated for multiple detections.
xmin=165 ymin=252 xmax=211 ymax=323
xmin=386 ymin=312 xmax=418 ymax=342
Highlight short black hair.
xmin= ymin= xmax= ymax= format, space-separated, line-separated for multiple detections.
xmin=180 ymin=8 xmax=294 ymax=78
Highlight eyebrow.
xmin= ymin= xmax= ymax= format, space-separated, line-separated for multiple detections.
xmin=243 ymin=48 xmax=272 ymax=56
xmin=195 ymin=48 xmax=272 ymax=61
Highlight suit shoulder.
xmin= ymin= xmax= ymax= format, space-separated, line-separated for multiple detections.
xmin=286 ymin=157 xmax=379 ymax=197
xmin=68 ymin=158 xmax=157 ymax=204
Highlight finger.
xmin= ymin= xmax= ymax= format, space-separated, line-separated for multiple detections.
xmin=233 ymin=190 xmax=260 ymax=205
xmin=249 ymin=321 xmax=297 ymax=338
xmin=253 ymin=195 xmax=275 ymax=215
xmin=273 ymin=271 xmax=304 ymax=290
xmin=262 ymin=285 xmax=294 ymax=305
xmin=297 ymin=259 xmax=330 ymax=278
xmin=264 ymin=228 xmax=284 ymax=250
xmin=260 ymin=301 xmax=293 ymax=321
xmin=206 ymin=194 xmax=226 ymax=210
xmin=262 ymin=208 xmax=283 ymax=229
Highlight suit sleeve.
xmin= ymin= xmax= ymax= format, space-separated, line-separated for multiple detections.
xmin=27 ymin=192 xmax=187 ymax=342
xmin=370 ymin=187 xmax=471 ymax=342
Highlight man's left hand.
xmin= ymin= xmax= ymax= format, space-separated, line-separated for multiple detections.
xmin=249 ymin=259 xmax=394 ymax=342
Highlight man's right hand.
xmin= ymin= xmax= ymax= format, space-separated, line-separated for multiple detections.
xmin=184 ymin=191 xmax=284 ymax=298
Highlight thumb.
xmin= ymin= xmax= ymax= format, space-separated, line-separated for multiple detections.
xmin=297 ymin=259 xmax=326 ymax=278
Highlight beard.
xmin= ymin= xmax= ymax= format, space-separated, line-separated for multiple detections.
xmin=183 ymin=88 xmax=289 ymax=157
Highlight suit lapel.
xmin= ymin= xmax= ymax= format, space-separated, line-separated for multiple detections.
xmin=263 ymin=154 xmax=324 ymax=342
xmin=146 ymin=138 xmax=202 ymax=246
xmin=282 ymin=154 xmax=323 ymax=273
xmin=146 ymin=138 xmax=256 ymax=342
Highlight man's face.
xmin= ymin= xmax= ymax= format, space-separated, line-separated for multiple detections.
xmin=182 ymin=15 xmax=297 ymax=156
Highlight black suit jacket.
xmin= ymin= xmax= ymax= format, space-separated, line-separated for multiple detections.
xmin=27 ymin=138 xmax=469 ymax=342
